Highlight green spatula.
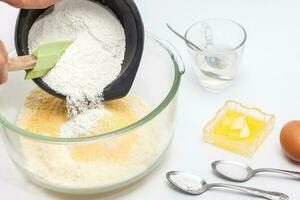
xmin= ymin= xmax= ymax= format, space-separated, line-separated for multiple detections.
xmin=8 ymin=40 xmax=73 ymax=80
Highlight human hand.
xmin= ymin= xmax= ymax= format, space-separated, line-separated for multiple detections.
xmin=0 ymin=41 xmax=8 ymax=84
xmin=0 ymin=0 xmax=62 ymax=84
xmin=2 ymin=0 xmax=62 ymax=8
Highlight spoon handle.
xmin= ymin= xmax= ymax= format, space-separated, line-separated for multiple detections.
xmin=166 ymin=24 xmax=202 ymax=51
xmin=255 ymin=168 xmax=300 ymax=179
xmin=208 ymin=183 xmax=289 ymax=200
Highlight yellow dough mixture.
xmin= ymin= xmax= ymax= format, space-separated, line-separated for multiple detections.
xmin=17 ymin=88 xmax=167 ymax=188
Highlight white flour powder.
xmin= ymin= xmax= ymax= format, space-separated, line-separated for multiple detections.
xmin=28 ymin=0 xmax=126 ymax=118
xmin=169 ymin=173 xmax=204 ymax=192
xmin=59 ymin=108 xmax=108 ymax=138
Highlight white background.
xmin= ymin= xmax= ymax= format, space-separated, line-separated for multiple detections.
xmin=1 ymin=0 xmax=300 ymax=199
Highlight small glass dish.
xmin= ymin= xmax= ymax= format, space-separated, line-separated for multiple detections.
xmin=203 ymin=100 xmax=275 ymax=157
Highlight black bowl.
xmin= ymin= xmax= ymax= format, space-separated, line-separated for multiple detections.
xmin=15 ymin=0 xmax=144 ymax=101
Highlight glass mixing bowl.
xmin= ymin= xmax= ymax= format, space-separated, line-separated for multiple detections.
xmin=0 ymin=34 xmax=184 ymax=194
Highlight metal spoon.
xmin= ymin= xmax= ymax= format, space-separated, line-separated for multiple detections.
xmin=167 ymin=24 xmax=232 ymax=81
xmin=199 ymin=69 xmax=234 ymax=81
xmin=166 ymin=24 xmax=202 ymax=51
xmin=167 ymin=24 xmax=224 ymax=67
xmin=166 ymin=171 xmax=289 ymax=200
xmin=212 ymin=160 xmax=300 ymax=182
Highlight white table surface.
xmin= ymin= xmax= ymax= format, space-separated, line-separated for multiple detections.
xmin=1 ymin=0 xmax=300 ymax=199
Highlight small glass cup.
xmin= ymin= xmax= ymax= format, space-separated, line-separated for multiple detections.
xmin=185 ymin=19 xmax=247 ymax=92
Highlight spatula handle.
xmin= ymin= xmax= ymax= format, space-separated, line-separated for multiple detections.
xmin=8 ymin=55 xmax=36 ymax=72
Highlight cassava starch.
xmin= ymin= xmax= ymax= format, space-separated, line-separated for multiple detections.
xmin=59 ymin=108 xmax=108 ymax=138
xmin=28 ymin=0 xmax=126 ymax=118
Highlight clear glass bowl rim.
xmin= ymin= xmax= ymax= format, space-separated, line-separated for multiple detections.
xmin=0 ymin=33 xmax=182 ymax=143
xmin=184 ymin=18 xmax=247 ymax=52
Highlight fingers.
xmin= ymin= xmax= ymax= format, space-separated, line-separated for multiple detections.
xmin=4 ymin=0 xmax=62 ymax=9
xmin=0 ymin=41 xmax=8 ymax=84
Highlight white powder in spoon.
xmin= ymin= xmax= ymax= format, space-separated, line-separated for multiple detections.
xmin=169 ymin=173 xmax=204 ymax=192
xmin=215 ymin=162 xmax=250 ymax=180
xmin=28 ymin=0 xmax=126 ymax=118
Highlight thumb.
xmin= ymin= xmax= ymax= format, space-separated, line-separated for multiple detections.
xmin=4 ymin=0 xmax=62 ymax=9
xmin=0 ymin=41 xmax=8 ymax=84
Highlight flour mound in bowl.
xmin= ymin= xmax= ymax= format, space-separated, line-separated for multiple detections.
xmin=28 ymin=0 xmax=126 ymax=118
